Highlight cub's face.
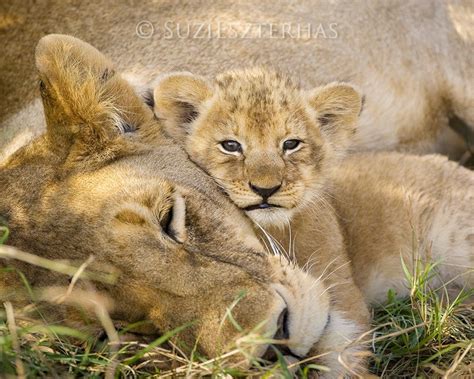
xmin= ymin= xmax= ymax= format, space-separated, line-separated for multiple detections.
xmin=154 ymin=68 xmax=362 ymax=226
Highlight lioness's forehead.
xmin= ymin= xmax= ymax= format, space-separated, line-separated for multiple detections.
xmin=60 ymin=142 xmax=219 ymax=200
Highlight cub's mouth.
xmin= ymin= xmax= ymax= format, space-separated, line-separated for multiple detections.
xmin=244 ymin=203 xmax=282 ymax=211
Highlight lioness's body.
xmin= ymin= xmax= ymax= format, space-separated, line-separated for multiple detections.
xmin=1 ymin=0 xmax=473 ymax=160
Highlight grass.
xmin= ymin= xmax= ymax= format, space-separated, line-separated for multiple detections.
xmin=370 ymin=260 xmax=473 ymax=377
xmin=0 ymin=225 xmax=472 ymax=378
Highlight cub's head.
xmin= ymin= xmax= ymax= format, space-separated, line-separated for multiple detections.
xmin=153 ymin=68 xmax=363 ymax=226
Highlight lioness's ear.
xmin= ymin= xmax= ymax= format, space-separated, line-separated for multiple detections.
xmin=153 ymin=73 xmax=213 ymax=141
xmin=307 ymin=82 xmax=363 ymax=153
xmin=36 ymin=34 xmax=153 ymax=166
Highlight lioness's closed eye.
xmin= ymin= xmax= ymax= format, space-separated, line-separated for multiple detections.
xmin=153 ymin=68 xmax=362 ymax=227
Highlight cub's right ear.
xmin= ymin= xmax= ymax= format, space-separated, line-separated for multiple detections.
xmin=153 ymin=73 xmax=213 ymax=141
xmin=307 ymin=82 xmax=363 ymax=157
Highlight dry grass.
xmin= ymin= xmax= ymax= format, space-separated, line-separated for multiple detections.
xmin=0 ymin=225 xmax=472 ymax=378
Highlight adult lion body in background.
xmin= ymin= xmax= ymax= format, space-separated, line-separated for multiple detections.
xmin=0 ymin=0 xmax=473 ymax=161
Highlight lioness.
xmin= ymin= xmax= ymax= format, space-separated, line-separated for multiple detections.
xmin=0 ymin=35 xmax=373 ymax=377
xmin=153 ymin=67 xmax=474 ymax=303
xmin=1 ymin=0 xmax=473 ymax=161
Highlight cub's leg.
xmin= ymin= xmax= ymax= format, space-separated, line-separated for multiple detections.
xmin=310 ymin=261 xmax=371 ymax=379
xmin=263 ymin=210 xmax=371 ymax=378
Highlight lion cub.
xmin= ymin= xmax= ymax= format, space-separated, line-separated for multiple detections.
xmin=152 ymin=67 xmax=473 ymax=373
xmin=152 ymin=68 xmax=359 ymax=228
xmin=152 ymin=66 xmax=473 ymax=292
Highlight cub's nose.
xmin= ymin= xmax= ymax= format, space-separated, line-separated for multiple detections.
xmin=249 ymin=183 xmax=281 ymax=199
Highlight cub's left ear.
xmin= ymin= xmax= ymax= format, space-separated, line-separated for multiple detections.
xmin=307 ymin=82 xmax=363 ymax=152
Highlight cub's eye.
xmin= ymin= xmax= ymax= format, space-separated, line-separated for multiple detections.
xmin=220 ymin=140 xmax=242 ymax=153
xmin=283 ymin=139 xmax=301 ymax=151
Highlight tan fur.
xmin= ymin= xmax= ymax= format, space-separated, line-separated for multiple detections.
xmin=156 ymin=67 xmax=474 ymax=375
xmin=0 ymin=35 xmax=377 ymax=377
xmin=1 ymin=1 xmax=473 ymax=162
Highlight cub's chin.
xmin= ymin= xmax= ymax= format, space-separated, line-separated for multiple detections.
xmin=244 ymin=206 xmax=296 ymax=229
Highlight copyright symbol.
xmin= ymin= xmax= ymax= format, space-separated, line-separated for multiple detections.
xmin=136 ymin=20 xmax=154 ymax=39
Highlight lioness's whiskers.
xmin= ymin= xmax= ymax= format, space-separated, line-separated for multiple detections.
xmin=319 ymin=280 xmax=352 ymax=296
xmin=312 ymin=256 xmax=341 ymax=283
xmin=301 ymin=247 xmax=328 ymax=273
xmin=255 ymin=222 xmax=295 ymax=265
xmin=320 ymin=261 xmax=351 ymax=283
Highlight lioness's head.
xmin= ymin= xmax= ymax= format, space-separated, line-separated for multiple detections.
xmin=0 ymin=37 xmax=332 ymax=362
xmin=153 ymin=68 xmax=363 ymax=226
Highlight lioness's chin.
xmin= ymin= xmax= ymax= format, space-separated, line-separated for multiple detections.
xmin=245 ymin=207 xmax=296 ymax=228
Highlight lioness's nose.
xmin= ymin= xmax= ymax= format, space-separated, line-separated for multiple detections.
xmin=250 ymin=183 xmax=281 ymax=199
xmin=262 ymin=307 xmax=297 ymax=361
xmin=274 ymin=307 xmax=290 ymax=340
